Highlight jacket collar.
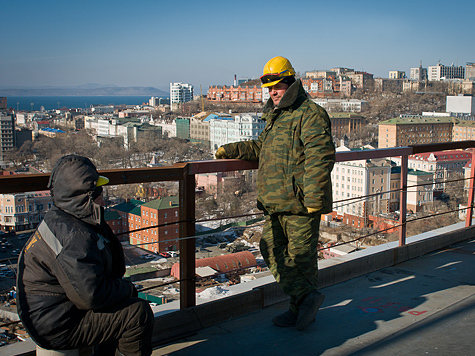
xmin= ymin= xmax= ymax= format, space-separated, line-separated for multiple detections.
xmin=263 ymin=79 xmax=307 ymax=114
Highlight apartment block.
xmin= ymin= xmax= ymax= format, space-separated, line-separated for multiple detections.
xmin=328 ymin=113 xmax=366 ymax=138
xmin=301 ymin=77 xmax=338 ymax=98
xmin=378 ymin=116 xmax=454 ymax=148
xmin=305 ymin=70 xmax=336 ymax=79
xmin=466 ymin=62 xmax=475 ymax=80
xmin=428 ymin=63 xmax=465 ymax=81
xmin=389 ymin=71 xmax=406 ymax=79
xmin=206 ymin=84 xmax=262 ymax=103
xmin=406 ymin=169 xmax=434 ymax=213
xmin=332 ymin=145 xmax=392 ymax=221
xmin=0 ymin=98 xmax=6 ymax=110
xmin=392 ymin=150 xmax=471 ymax=193
xmin=170 ymin=83 xmax=194 ymax=104
xmin=209 ymin=113 xmax=264 ymax=151
xmin=110 ymin=196 xmax=179 ymax=254
xmin=0 ymin=112 xmax=15 ymax=162
xmin=344 ymin=71 xmax=374 ymax=89
xmin=410 ymin=65 xmax=428 ymax=81
xmin=374 ymin=78 xmax=404 ymax=93
xmin=190 ymin=115 xmax=210 ymax=147
xmin=0 ymin=191 xmax=52 ymax=232
xmin=453 ymin=119 xmax=475 ymax=141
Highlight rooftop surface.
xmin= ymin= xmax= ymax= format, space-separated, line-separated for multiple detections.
xmin=153 ymin=234 xmax=475 ymax=356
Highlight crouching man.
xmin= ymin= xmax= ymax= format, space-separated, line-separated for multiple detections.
xmin=17 ymin=155 xmax=154 ymax=356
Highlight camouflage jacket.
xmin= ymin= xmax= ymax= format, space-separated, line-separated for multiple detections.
xmin=221 ymin=80 xmax=335 ymax=215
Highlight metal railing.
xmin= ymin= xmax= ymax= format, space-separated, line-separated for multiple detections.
xmin=1 ymin=141 xmax=475 ymax=309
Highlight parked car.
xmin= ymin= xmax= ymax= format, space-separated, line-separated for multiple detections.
xmin=159 ymin=252 xmax=170 ymax=258
xmin=168 ymin=251 xmax=179 ymax=258
xmin=140 ymin=254 xmax=155 ymax=260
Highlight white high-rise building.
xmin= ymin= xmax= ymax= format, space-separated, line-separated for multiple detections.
xmin=0 ymin=112 xmax=15 ymax=163
xmin=170 ymin=83 xmax=194 ymax=104
xmin=332 ymin=145 xmax=391 ymax=219
xmin=209 ymin=113 xmax=264 ymax=151
xmin=428 ymin=63 xmax=465 ymax=81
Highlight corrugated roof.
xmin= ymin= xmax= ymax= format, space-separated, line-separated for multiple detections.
xmin=170 ymin=251 xmax=257 ymax=278
xmin=142 ymin=196 xmax=179 ymax=210
xmin=379 ymin=117 xmax=455 ymax=125
xmin=104 ymin=210 xmax=120 ymax=221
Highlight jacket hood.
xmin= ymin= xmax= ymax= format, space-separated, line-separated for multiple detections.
xmin=48 ymin=155 xmax=103 ymax=224
xmin=263 ymin=79 xmax=307 ymax=114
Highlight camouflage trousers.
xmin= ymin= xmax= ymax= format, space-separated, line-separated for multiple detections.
xmin=260 ymin=213 xmax=321 ymax=315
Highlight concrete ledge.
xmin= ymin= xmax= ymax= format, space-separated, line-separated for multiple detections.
xmin=4 ymin=223 xmax=475 ymax=355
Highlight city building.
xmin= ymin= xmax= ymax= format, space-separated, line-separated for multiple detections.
xmin=446 ymin=94 xmax=475 ymax=116
xmin=190 ymin=113 xmax=211 ymax=147
xmin=345 ymin=71 xmax=374 ymax=90
xmin=406 ymin=169 xmax=434 ymax=213
xmin=428 ymin=63 xmax=465 ymax=81
xmin=410 ymin=63 xmax=428 ymax=81
xmin=0 ymin=112 xmax=15 ymax=163
xmin=0 ymin=190 xmax=52 ymax=232
xmin=110 ymin=196 xmax=180 ymax=254
xmin=374 ymin=78 xmax=404 ymax=93
xmin=170 ymin=250 xmax=257 ymax=279
xmin=206 ymin=84 xmax=263 ymax=103
xmin=332 ymin=145 xmax=392 ymax=225
xmin=38 ymin=127 xmax=66 ymax=138
xmin=466 ymin=62 xmax=475 ymax=81
xmin=209 ymin=113 xmax=264 ymax=151
xmin=389 ymin=71 xmax=406 ymax=79
xmin=392 ymin=150 xmax=471 ymax=193
xmin=378 ymin=116 xmax=454 ymax=148
xmin=170 ymin=82 xmax=194 ymax=107
xmin=175 ymin=117 xmax=191 ymax=141
xmin=313 ymin=99 xmax=366 ymax=113
xmin=328 ymin=113 xmax=366 ymax=139
xmin=0 ymin=97 xmax=6 ymax=110
xmin=153 ymin=119 xmax=176 ymax=138
xmin=301 ymin=77 xmax=338 ymax=98
xmin=453 ymin=119 xmax=475 ymax=141
xmin=305 ymin=70 xmax=336 ymax=79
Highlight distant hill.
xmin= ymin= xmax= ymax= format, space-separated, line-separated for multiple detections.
xmin=0 ymin=85 xmax=169 ymax=97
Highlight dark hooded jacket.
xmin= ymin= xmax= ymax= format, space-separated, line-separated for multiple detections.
xmin=221 ymin=80 xmax=335 ymax=215
xmin=16 ymin=155 xmax=135 ymax=348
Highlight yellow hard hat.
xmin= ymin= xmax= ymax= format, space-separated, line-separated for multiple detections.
xmin=260 ymin=56 xmax=296 ymax=88
xmin=96 ymin=175 xmax=109 ymax=187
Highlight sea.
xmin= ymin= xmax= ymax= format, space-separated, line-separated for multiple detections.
xmin=5 ymin=96 xmax=167 ymax=111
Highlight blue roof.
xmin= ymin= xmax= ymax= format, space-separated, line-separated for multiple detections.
xmin=204 ymin=114 xmax=233 ymax=122
xmin=39 ymin=127 xmax=66 ymax=133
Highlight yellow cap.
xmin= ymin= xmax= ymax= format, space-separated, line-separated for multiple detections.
xmin=96 ymin=175 xmax=109 ymax=187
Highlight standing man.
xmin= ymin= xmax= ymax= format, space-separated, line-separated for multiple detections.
xmin=17 ymin=155 xmax=154 ymax=355
xmin=215 ymin=56 xmax=335 ymax=330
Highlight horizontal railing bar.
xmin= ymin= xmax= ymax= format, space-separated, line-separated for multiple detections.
xmin=2 ymin=142 xmax=474 ymax=195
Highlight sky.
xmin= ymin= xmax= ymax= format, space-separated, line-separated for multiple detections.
xmin=1 ymin=0 xmax=474 ymax=93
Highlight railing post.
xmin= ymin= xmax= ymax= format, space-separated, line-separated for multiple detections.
xmin=465 ymin=149 xmax=475 ymax=227
xmin=178 ymin=164 xmax=196 ymax=309
xmin=399 ymin=155 xmax=408 ymax=246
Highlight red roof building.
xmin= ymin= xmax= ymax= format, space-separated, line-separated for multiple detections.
xmin=171 ymin=251 xmax=257 ymax=279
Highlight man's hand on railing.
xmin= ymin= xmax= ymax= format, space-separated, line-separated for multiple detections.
xmin=215 ymin=147 xmax=229 ymax=159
